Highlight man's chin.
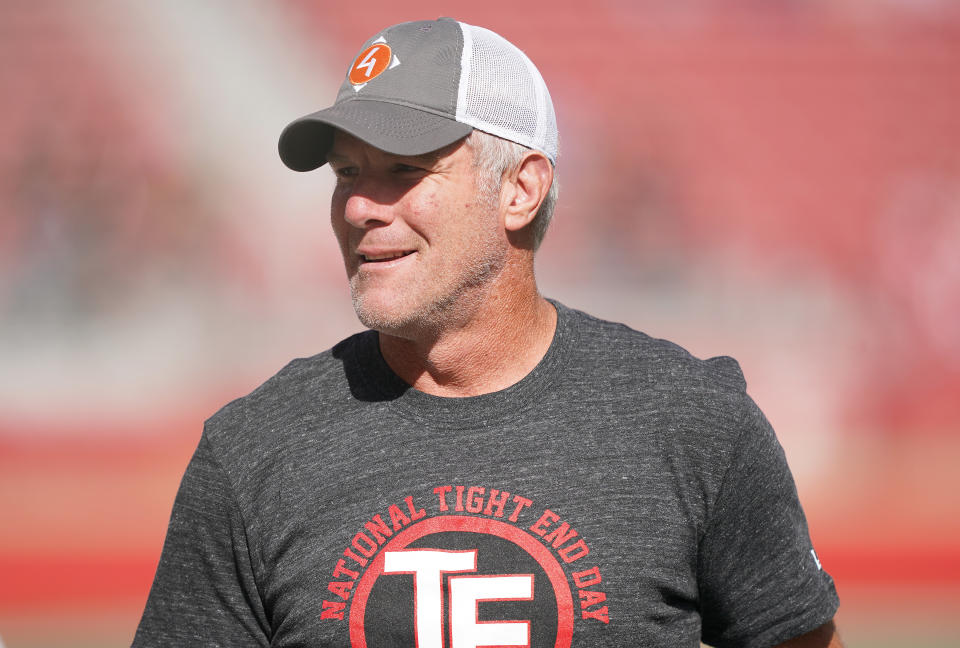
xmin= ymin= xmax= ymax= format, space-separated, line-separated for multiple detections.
xmin=350 ymin=276 xmax=490 ymax=337
xmin=351 ymin=293 xmax=416 ymax=335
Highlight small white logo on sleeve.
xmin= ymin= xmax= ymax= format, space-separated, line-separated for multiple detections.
xmin=810 ymin=549 xmax=822 ymax=571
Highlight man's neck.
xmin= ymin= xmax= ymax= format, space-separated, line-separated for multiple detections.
xmin=377 ymin=288 xmax=557 ymax=397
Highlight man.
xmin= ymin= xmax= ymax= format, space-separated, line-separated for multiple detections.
xmin=134 ymin=18 xmax=841 ymax=647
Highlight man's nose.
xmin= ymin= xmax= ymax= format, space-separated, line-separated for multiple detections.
xmin=341 ymin=178 xmax=397 ymax=229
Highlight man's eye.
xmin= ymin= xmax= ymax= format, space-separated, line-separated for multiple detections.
xmin=332 ymin=166 xmax=358 ymax=179
xmin=394 ymin=164 xmax=425 ymax=174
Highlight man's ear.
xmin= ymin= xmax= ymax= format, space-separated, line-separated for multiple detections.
xmin=502 ymin=152 xmax=553 ymax=233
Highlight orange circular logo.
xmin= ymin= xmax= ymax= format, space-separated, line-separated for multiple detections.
xmin=349 ymin=44 xmax=392 ymax=85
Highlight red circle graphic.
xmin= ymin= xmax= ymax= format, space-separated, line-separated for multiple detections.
xmin=348 ymin=44 xmax=392 ymax=85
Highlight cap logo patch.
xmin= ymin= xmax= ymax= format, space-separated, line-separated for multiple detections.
xmin=349 ymin=39 xmax=396 ymax=88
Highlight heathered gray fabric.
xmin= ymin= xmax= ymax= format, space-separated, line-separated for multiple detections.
xmin=133 ymin=301 xmax=838 ymax=647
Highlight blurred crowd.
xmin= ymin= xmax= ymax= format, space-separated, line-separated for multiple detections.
xmin=2 ymin=0 xmax=957 ymax=434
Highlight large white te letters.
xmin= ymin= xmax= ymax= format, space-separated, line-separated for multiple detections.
xmin=383 ymin=549 xmax=534 ymax=648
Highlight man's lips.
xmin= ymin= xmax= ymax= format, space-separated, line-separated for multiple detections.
xmin=356 ymin=249 xmax=416 ymax=266
xmin=360 ymin=251 xmax=414 ymax=262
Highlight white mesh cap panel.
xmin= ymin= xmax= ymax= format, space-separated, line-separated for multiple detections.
xmin=455 ymin=23 xmax=558 ymax=164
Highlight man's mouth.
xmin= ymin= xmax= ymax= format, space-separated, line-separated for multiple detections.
xmin=359 ymin=251 xmax=415 ymax=263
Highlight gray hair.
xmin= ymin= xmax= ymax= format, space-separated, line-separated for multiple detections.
xmin=466 ymin=130 xmax=558 ymax=251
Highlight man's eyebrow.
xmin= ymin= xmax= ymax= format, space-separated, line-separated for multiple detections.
xmin=405 ymin=149 xmax=444 ymax=164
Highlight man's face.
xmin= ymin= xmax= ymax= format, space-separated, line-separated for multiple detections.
xmin=327 ymin=131 xmax=508 ymax=336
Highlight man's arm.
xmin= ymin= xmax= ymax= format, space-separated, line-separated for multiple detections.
xmin=697 ymin=390 xmax=840 ymax=647
xmin=774 ymin=620 xmax=844 ymax=647
xmin=133 ymin=431 xmax=270 ymax=646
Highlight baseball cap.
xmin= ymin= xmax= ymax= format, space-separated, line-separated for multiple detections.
xmin=278 ymin=17 xmax=558 ymax=171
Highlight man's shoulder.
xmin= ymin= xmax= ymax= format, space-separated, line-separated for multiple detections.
xmin=203 ymin=330 xmax=373 ymax=443
xmin=563 ymin=304 xmax=766 ymax=473
xmin=561 ymin=303 xmax=747 ymax=396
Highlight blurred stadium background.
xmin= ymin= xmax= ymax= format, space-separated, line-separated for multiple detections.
xmin=1 ymin=1 xmax=958 ymax=646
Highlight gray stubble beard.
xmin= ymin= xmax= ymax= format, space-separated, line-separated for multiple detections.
xmin=350 ymin=244 xmax=505 ymax=340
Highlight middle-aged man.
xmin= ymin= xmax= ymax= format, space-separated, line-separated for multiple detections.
xmin=134 ymin=17 xmax=842 ymax=647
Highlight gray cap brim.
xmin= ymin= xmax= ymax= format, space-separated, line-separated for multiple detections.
xmin=278 ymin=99 xmax=473 ymax=172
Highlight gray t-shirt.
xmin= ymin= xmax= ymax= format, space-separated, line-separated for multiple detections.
xmin=134 ymin=301 xmax=839 ymax=647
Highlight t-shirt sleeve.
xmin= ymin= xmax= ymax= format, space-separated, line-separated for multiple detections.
xmin=132 ymin=431 xmax=271 ymax=647
xmin=698 ymin=395 xmax=839 ymax=648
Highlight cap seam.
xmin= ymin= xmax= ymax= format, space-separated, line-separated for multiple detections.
xmin=455 ymin=20 xmax=472 ymax=123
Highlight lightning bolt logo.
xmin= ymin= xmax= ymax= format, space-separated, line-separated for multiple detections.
xmin=355 ymin=46 xmax=381 ymax=78
xmin=349 ymin=38 xmax=397 ymax=89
